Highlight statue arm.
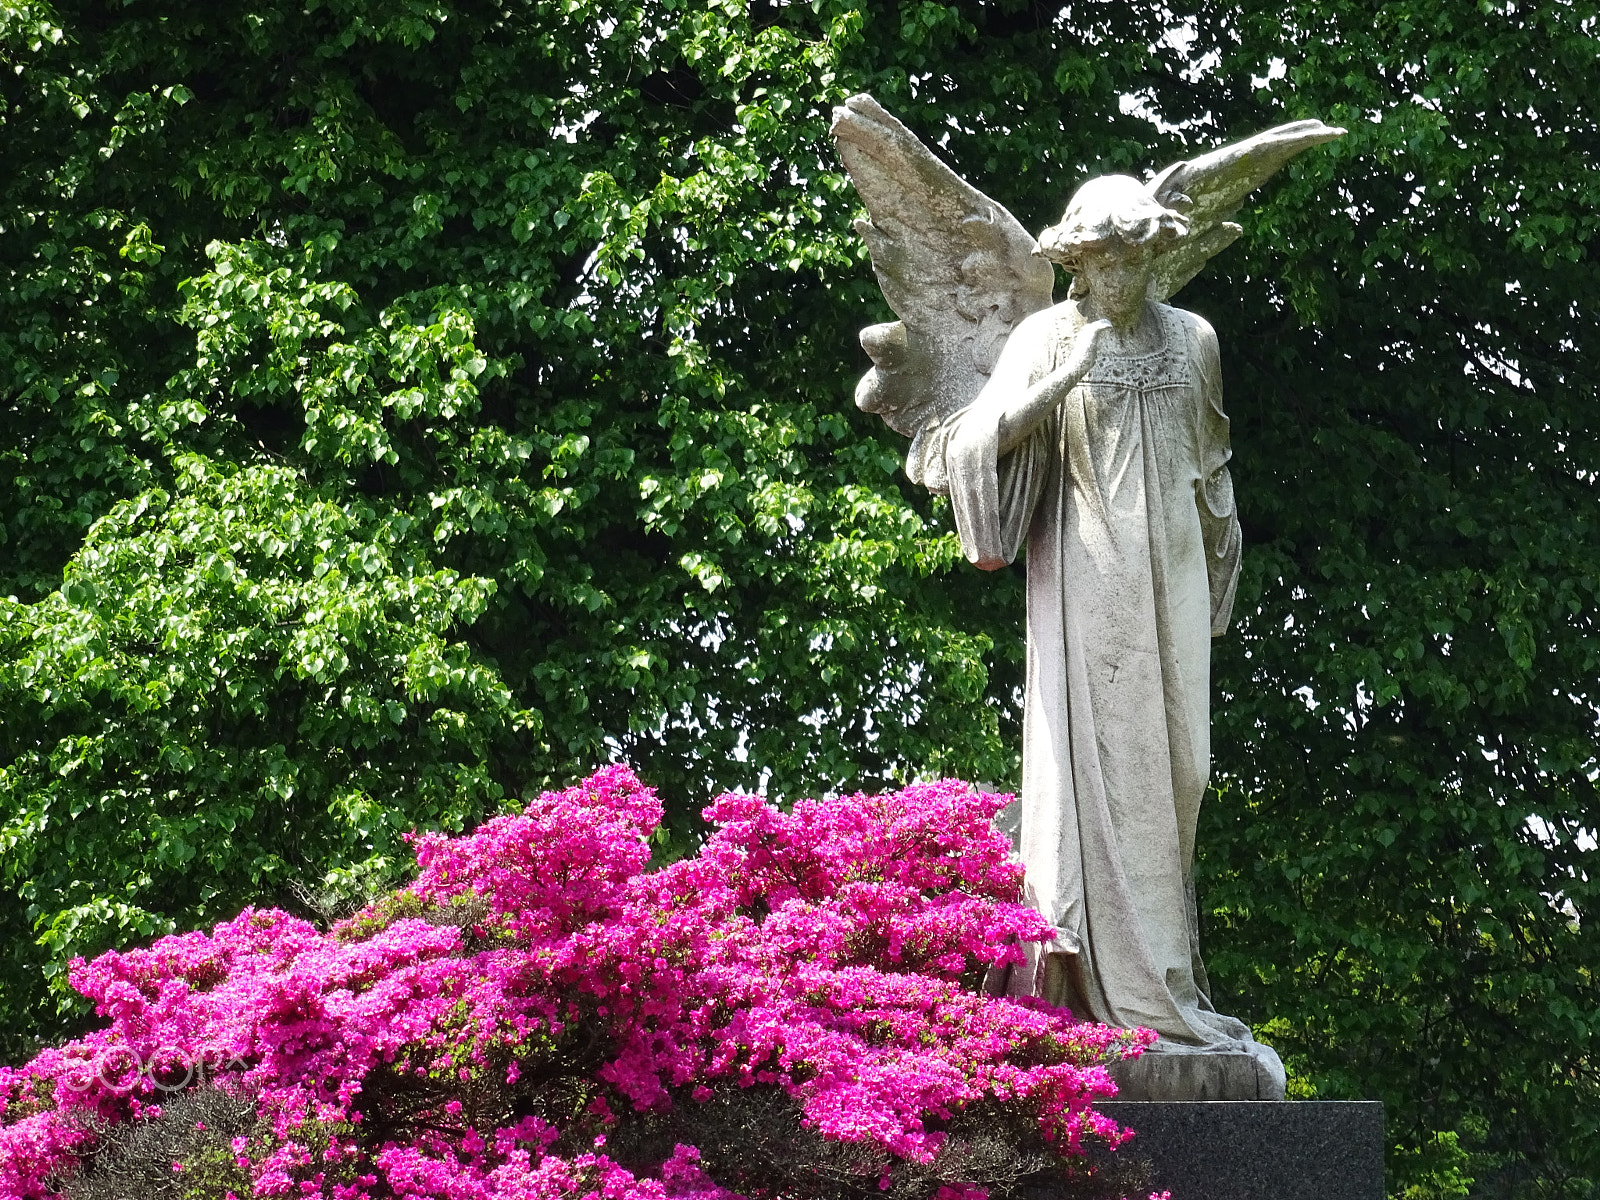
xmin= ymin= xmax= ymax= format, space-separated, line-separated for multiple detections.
xmin=985 ymin=318 xmax=1110 ymax=456
xmin=919 ymin=315 xmax=1066 ymax=570
xmin=1191 ymin=315 xmax=1242 ymax=635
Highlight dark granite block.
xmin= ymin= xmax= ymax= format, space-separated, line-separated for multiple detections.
xmin=1096 ymin=1101 xmax=1384 ymax=1200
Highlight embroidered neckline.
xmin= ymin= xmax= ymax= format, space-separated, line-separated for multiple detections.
xmin=1076 ymin=306 xmax=1190 ymax=393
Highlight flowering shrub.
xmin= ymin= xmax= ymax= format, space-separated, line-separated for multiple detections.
xmin=0 ymin=768 xmax=1158 ymax=1200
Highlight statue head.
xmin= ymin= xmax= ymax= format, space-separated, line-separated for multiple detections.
xmin=1037 ymin=174 xmax=1190 ymax=270
xmin=1037 ymin=175 xmax=1189 ymax=316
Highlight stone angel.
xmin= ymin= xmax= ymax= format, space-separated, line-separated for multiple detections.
xmin=831 ymin=95 xmax=1343 ymax=1100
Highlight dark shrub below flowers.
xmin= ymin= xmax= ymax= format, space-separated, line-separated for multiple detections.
xmin=0 ymin=769 xmax=1163 ymax=1200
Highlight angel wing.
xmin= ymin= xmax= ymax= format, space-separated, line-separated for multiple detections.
xmin=832 ymin=94 xmax=1344 ymax=475
xmin=1144 ymin=118 xmax=1345 ymax=302
xmin=829 ymin=94 xmax=1055 ymax=483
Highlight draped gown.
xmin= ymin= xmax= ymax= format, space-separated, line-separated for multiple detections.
xmin=915 ymin=295 xmax=1250 ymax=1047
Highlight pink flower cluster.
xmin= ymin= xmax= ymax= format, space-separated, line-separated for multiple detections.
xmin=0 ymin=768 xmax=1154 ymax=1200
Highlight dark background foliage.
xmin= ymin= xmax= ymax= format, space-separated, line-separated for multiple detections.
xmin=0 ymin=1 xmax=1594 ymax=1196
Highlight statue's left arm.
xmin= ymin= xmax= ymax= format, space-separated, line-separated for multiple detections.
xmin=1190 ymin=314 xmax=1242 ymax=635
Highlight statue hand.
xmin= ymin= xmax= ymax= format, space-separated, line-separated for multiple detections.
xmin=1060 ymin=318 xmax=1113 ymax=381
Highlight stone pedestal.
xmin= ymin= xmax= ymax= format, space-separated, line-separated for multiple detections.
xmin=1108 ymin=1044 xmax=1286 ymax=1101
xmin=1097 ymin=1101 xmax=1384 ymax=1200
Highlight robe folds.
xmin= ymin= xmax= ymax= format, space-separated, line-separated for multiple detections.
xmin=916 ymin=297 xmax=1249 ymax=1046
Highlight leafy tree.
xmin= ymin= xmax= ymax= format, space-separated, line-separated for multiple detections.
xmin=0 ymin=1 xmax=1594 ymax=1197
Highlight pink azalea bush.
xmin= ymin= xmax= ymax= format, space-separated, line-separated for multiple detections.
xmin=0 ymin=768 xmax=1159 ymax=1200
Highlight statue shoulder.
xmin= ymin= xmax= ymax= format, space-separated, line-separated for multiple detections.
xmin=999 ymin=299 xmax=1079 ymax=357
xmin=1156 ymin=304 xmax=1225 ymax=403
xmin=1014 ymin=297 xmax=1090 ymax=340
xmin=1015 ymin=299 xmax=1072 ymax=331
xmin=1157 ymin=302 xmax=1218 ymax=349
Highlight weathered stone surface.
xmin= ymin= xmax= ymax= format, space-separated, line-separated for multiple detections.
xmin=1109 ymin=1041 xmax=1287 ymax=1101
xmin=1098 ymin=1101 xmax=1385 ymax=1200
xmin=835 ymin=95 xmax=1345 ymax=1059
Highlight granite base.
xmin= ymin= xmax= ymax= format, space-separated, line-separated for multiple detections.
xmin=1096 ymin=1101 xmax=1384 ymax=1200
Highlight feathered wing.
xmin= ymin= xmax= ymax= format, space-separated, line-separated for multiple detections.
xmin=1144 ymin=118 xmax=1345 ymax=302
xmin=830 ymin=94 xmax=1055 ymax=483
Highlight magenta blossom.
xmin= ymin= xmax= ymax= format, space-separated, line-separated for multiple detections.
xmin=0 ymin=768 xmax=1154 ymax=1200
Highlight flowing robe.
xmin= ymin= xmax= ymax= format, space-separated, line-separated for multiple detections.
xmin=915 ymin=297 xmax=1248 ymax=1046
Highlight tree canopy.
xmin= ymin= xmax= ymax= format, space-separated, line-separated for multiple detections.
xmin=0 ymin=0 xmax=1595 ymax=1196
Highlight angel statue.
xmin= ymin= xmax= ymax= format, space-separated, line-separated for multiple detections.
xmin=831 ymin=95 xmax=1343 ymax=1100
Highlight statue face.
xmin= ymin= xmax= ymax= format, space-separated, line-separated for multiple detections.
xmin=1076 ymin=239 xmax=1155 ymax=327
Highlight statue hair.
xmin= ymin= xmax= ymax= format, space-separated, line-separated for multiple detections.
xmin=1036 ymin=175 xmax=1189 ymax=296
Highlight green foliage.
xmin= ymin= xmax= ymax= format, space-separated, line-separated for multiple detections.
xmin=0 ymin=0 xmax=1594 ymax=1197
xmin=1393 ymin=1131 xmax=1476 ymax=1200
xmin=0 ymin=450 xmax=515 ymax=979
xmin=1181 ymin=7 xmax=1600 ymax=1200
